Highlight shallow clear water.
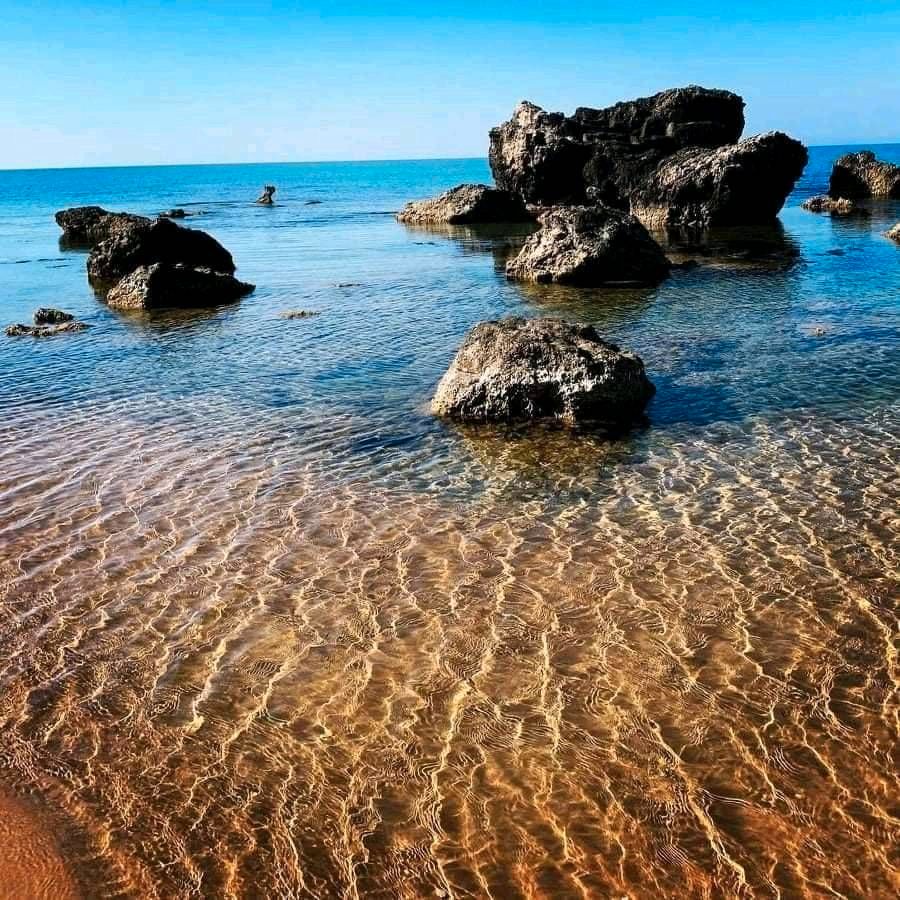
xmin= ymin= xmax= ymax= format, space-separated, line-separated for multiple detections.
xmin=0 ymin=148 xmax=898 ymax=898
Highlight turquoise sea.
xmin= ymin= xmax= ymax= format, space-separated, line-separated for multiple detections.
xmin=0 ymin=147 xmax=897 ymax=898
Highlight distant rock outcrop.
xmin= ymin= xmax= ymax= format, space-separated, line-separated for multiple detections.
xmin=487 ymin=86 xmax=806 ymax=227
xmin=106 ymin=263 xmax=254 ymax=310
xmin=397 ymin=184 xmax=534 ymax=225
xmin=505 ymin=205 xmax=671 ymax=285
xmin=87 ymin=218 xmax=236 ymax=286
xmin=55 ymin=206 xmax=151 ymax=247
xmin=630 ymin=133 xmax=809 ymax=229
xmin=432 ymin=317 xmax=655 ymax=426
xmin=256 ymin=185 xmax=276 ymax=205
xmin=829 ymin=151 xmax=900 ymax=199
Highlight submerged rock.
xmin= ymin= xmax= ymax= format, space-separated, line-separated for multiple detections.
xmin=505 ymin=205 xmax=670 ymax=286
xmin=397 ymin=183 xmax=534 ymax=225
xmin=87 ymin=218 xmax=236 ymax=286
xmin=886 ymin=224 xmax=900 ymax=243
xmin=159 ymin=208 xmax=188 ymax=219
xmin=801 ymin=195 xmax=859 ymax=214
xmin=432 ymin=317 xmax=655 ymax=426
xmin=105 ymin=263 xmax=254 ymax=310
xmin=630 ymin=132 xmax=808 ymax=229
xmin=55 ymin=206 xmax=151 ymax=247
xmin=6 ymin=321 xmax=88 ymax=337
xmin=280 ymin=309 xmax=320 ymax=319
xmin=33 ymin=307 xmax=75 ymax=325
xmin=829 ymin=151 xmax=900 ymax=199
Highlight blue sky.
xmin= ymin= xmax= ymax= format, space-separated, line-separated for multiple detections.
xmin=2 ymin=1 xmax=899 ymax=169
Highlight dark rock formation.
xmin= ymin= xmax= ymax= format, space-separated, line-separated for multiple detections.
xmin=432 ymin=317 xmax=655 ymax=426
xmin=505 ymin=205 xmax=670 ymax=285
xmin=397 ymin=183 xmax=534 ymax=225
xmin=829 ymin=151 xmax=900 ymax=199
xmin=801 ymin=195 xmax=859 ymax=215
xmin=87 ymin=218 xmax=236 ymax=287
xmin=6 ymin=321 xmax=89 ymax=337
xmin=34 ymin=308 xmax=75 ymax=325
xmin=489 ymin=87 xmax=746 ymax=207
xmin=256 ymin=185 xmax=276 ymax=205
xmin=488 ymin=87 xmax=806 ymax=227
xmin=886 ymin=224 xmax=900 ymax=243
xmin=55 ymin=206 xmax=151 ymax=247
xmin=105 ymin=263 xmax=254 ymax=310
xmin=630 ymin=133 xmax=808 ymax=229
xmin=159 ymin=208 xmax=188 ymax=219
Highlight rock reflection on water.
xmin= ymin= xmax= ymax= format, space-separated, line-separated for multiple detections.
xmin=0 ymin=399 xmax=896 ymax=899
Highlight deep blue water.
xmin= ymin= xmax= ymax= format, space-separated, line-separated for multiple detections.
xmin=0 ymin=146 xmax=898 ymax=492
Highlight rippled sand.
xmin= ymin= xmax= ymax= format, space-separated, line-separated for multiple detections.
xmin=0 ymin=398 xmax=897 ymax=899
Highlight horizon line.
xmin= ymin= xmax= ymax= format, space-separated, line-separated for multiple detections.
xmin=1 ymin=141 xmax=899 ymax=174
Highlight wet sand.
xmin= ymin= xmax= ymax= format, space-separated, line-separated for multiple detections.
xmin=0 ymin=788 xmax=81 ymax=900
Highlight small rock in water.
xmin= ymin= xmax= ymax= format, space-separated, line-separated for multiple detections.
xmin=159 ymin=208 xmax=188 ymax=219
xmin=825 ymin=248 xmax=846 ymax=256
xmin=335 ymin=282 xmax=362 ymax=288
xmin=432 ymin=317 xmax=655 ymax=426
xmin=505 ymin=205 xmax=670 ymax=286
xmin=33 ymin=307 xmax=75 ymax=325
xmin=885 ymin=223 xmax=900 ymax=243
xmin=801 ymin=195 xmax=859 ymax=215
xmin=6 ymin=321 xmax=89 ymax=337
xmin=256 ymin=185 xmax=276 ymax=205
xmin=280 ymin=310 xmax=320 ymax=319
xmin=304 ymin=199 xmax=323 ymax=205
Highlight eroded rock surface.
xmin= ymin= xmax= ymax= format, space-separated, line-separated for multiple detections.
xmin=829 ymin=151 xmax=900 ymax=199
xmin=87 ymin=218 xmax=236 ymax=286
xmin=397 ymin=184 xmax=533 ymax=225
xmin=55 ymin=207 xmax=151 ymax=247
xmin=105 ymin=263 xmax=254 ymax=310
xmin=505 ymin=205 xmax=670 ymax=285
xmin=630 ymin=133 xmax=808 ymax=229
xmin=432 ymin=317 xmax=654 ymax=426
xmin=489 ymin=87 xmax=746 ymax=208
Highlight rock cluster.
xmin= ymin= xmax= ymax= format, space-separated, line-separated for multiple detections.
xmin=801 ymin=195 xmax=858 ymax=215
xmin=56 ymin=208 xmax=253 ymax=310
xmin=6 ymin=308 xmax=88 ymax=337
xmin=488 ymin=86 xmax=807 ymax=227
xmin=505 ymin=205 xmax=670 ymax=285
xmin=432 ymin=317 xmax=654 ymax=426
xmin=829 ymin=151 xmax=900 ymax=199
xmin=396 ymin=183 xmax=533 ymax=225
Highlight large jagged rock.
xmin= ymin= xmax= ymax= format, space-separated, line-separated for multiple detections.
xmin=505 ymin=205 xmax=670 ymax=285
xmin=397 ymin=183 xmax=533 ymax=224
xmin=432 ymin=317 xmax=655 ymax=426
xmin=105 ymin=263 xmax=254 ymax=310
xmin=489 ymin=86 xmax=746 ymax=207
xmin=630 ymin=133 xmax=808 ymax=229
xmin=55 ymin=206 xmax=151 ymax=247
xmin=829 ymin=151 xmax=900 ymax=199
xmin=87 ymin=218 xmax=236 ymax=286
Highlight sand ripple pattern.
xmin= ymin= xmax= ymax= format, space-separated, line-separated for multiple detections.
xmin=0 ymin=400 xmax=897 ymax=899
